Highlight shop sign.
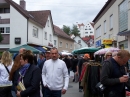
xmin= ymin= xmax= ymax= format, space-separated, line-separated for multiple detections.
xmin=96 ymin=40 xmax=101 ymax=47
xmin=103 ymin=39 xmax=112 ymax=44
xmin=15 ymin=37 xmax=21 ymax=44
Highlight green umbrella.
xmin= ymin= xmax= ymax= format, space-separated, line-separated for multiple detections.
xmin=9 ymin=44 xmax=41 ymax=54
xmin=72 ymin=47 xmax=100 ymax=54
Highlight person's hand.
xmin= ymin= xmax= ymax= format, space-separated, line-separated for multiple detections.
xmin=75 ymin=72 xmax=78 ymax=75
xmin=16 ymin=91 xmax=21 ymax=97
xmin=119 ymin=75 xmax=129 ymax=83
xmin=62 ymin=89 xmax=66 ymax=94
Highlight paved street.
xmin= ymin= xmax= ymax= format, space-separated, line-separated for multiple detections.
xmin=62 ymin=71 xmax=83 ymax=97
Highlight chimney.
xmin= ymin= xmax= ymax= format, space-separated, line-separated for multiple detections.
xmin=20 ymin=0 xmax=26 ymax=10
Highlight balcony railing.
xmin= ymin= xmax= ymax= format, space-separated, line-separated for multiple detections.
xmin=0 ymin=19 xmax=10 ymax=24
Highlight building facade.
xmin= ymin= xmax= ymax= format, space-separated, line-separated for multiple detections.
xmin=93 ymin=0 xmax=130 ymax=50
xmin=77 ymin=22 xmax=94 ymax=37
xmin=0 ymin=0 xmax=54 ymax=51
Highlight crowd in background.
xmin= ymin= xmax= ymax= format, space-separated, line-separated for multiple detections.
xmin=0 ymin=48 xmax=130 ymax=97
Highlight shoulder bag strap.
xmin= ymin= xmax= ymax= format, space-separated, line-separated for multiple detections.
xmin=3 ymin=64 xmax=10 ymax=74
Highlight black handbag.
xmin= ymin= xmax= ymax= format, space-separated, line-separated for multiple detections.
xmin=95 ymin=82 xmax=106 ymax=93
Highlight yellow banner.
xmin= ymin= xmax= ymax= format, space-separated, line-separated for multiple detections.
xmin=103 ymin=39 xmax=112 ymax=44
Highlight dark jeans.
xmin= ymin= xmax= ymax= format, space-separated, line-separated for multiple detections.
xmin=79 ymin=82 xmax=83 ymax=89
xmin=44 ymin=87 xmax=61 ymax=97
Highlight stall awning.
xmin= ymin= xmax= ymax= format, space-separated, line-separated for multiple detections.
xmin=34 ymin=46 xmax=46 ymax=53
xmin=117 ymin=30 xmax=130 ymax=36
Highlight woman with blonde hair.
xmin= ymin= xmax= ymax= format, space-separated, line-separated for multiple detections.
xmin=104 ymin=51 xmax=112 ymax=60
xmin=0 ymin=51 xmax=13 ymax=97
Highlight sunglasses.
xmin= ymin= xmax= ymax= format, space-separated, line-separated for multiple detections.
xmin=107 ymin=55 xmax=112 ymax=56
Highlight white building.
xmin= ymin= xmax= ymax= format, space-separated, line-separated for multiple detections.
xmin=93 ymin=0 xmax=130 ymax=50
xmin=73 ymin=36 xmax=88 ymax=49
xmin=77 ymin=22 xmax=94 ymax=38
xmin=0 ymin=0 xmax=54 ymax=51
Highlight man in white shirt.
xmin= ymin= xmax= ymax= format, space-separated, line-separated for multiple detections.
xmin=42 ymin=47 xmax=69 ymax=97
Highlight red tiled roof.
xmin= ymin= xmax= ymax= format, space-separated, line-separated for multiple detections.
xmin=78 ymin=23 xmax=84 ymax=28
xmin=54 ymin=25 xmax=74 ymax=41
xmin=5 ymin=0 xmax=50 ymax=27
xmin=82 ymin=35 xmax=94 ymax=42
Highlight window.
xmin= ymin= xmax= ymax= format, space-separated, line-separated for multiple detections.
xmin=33 ymin=27 xmax=38 ymax=38
xmin=70 ymin=44 xmax=72 ymax=49
xmin=85 ymin=32 xmax=88 ymax=34
xmin=49 ymin=34 xmax=52 ymax=41
xmin=0 ymin=27 xmax=4 ymax=33
xmin=45 ymin=32 xmax=47 ymax=39
xmin=78 ymin=40 xmax=81 ymax=43
xmin=54 ymin=40 xmax=56 ymax=45
xmin=110 ymin=14 xmax=113 ymax=30
xmin=89 ymin=28 xmax=91 ymax=30
xmin=90 ymin=31 xmax=93 ymax=33
xmin=66 ymin=43 xmax=68 ymax=48
xmin=104 ymin=20 xmax=106 ymax=33
xmin=4 ymin=8 xmax=10 ymax=13
xmin=47 ymin=20 xmax=49 ymax=27
xmin=119 ymin=0 xmax=128 ymax=32
xmin=59 ymin=42 xmax=62 ymax=47
xmin=96 ymin=26 xmax=101 ymax=38
xmin=6 ymin=27 xmax=10 ymax=33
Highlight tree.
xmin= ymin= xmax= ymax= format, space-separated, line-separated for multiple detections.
xmin=0 ymin=33 xmax=3 ymax=43
xmin=71 ymin=24 xmax=80 ymax=36
xmin=62 ymin=25 xmax=71 ymax=35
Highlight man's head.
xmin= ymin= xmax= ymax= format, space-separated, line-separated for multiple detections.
xmin=50 ymin=47 xmax=59 ymax=60
xmin=45 ymin=49 xmax=51 ymax=60
xmin=84 ymin=53 xmax=90 ymax=60
xmin=39 ymin=53 xmax=45 ymax=59
xmin=19 ymin=48 xmax=26 ymax=54
xmin=114 ymin=50 xmax=130 ymax=66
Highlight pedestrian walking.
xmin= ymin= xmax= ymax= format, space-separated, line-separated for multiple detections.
xmin=0 ymin=51 xmax=13 ymax=97
xmin=42 ymin=47 xmax=69 ymax=97
xmin=14 ymin=50 xmax=41 ymax=97
xmin=101 ymin=50 xmax=130 ymax=97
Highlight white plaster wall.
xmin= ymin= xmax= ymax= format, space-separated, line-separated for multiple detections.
xmin=10 ymin=5 xmax=27 ymax=48
xmin=74 ymin=36 xmax=88 ymax=48
xmin=0 ymin=13 xmax=10 ymax=19
xmin=53 ymin=35 xmax=58 ymax=48
xmin=42 ymin=15 xmax=54 ymax=47
xmin=84 ymin=22 xmax=94 ymax=36
xmin=0 ymin=44 xmax=10 ymax=49
xmin=28 ymin=21 xmax=43 ymax=46
xmin=94 ymin=0 xmax=125 ymax=46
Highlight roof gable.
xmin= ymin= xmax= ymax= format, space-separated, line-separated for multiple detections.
xmin=54 ymin=25 xmax=74 ymax=41
xmin=5 ymin=0 xmax=51 ymax=27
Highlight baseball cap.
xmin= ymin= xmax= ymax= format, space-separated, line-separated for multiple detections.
xmin=84 ymin=54 xmax=90 ymax=58
xmin=46 ymin=50 xmax=50 ymax=53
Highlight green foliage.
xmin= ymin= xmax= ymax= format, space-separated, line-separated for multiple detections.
xmin=71 ymin=24 xmax=80 ymax=36
xmin=0 ymin=33 xmax=3 ymax=43
xmin=62 ymin=25 xmax=71 ymax=35
xmin=62 ymin=24 xmax=80 ymax=36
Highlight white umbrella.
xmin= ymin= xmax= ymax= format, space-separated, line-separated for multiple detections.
xmin=94 ymin=47 xmax=120 ymax=55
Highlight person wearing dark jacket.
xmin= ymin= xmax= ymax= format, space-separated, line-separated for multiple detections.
xmin=72 ymin=55 xmax=78 ymax=82
xmin=14 ymin=50 xmax=41 ymax=97
xmin=63 ymin=55 xmax=71 ymax=75
xmin=77 ymin=53 xmax=90 ymax=92
xmin=101 ymin=50 xmax=130 ymax=97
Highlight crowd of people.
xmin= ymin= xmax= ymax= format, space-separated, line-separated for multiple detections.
xmin=0 ymin=47 xmax=130 ymax=97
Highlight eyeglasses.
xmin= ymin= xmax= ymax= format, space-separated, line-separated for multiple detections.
xmin=107 ymin=55 xmax=112 ymax=56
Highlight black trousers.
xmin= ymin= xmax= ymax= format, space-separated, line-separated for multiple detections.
xmin=0 ymin=86 xmax=13 ymax=97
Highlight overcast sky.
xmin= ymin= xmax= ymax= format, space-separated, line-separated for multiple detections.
xmin=13 ymin=0 xmax=108 ymax=28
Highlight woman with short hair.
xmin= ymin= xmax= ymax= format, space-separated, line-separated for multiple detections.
xmin=14 ymin=50 xmax=41 ymax=97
